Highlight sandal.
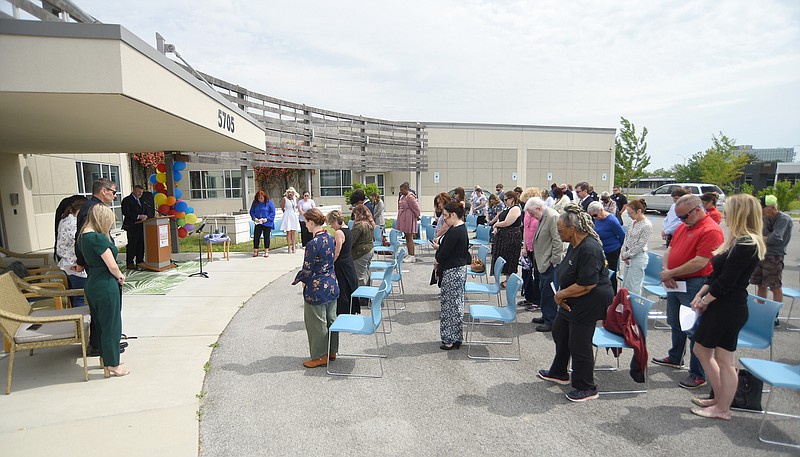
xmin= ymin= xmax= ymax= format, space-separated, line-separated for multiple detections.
xmin=691 ymin=398 xmax=717 ymax=407
xmin=690 ymin=408 xmax=731 ymax=421
xmin=500 ymin=280 xmax=507 ymax=289
xmin=264 ymin=252 xmax=270 ymax=258
xmin=253 ymin=251 xmax=259 ymax=257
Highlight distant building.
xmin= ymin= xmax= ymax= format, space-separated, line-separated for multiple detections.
xmin=735 ymin=145 xmax=796 ymax=163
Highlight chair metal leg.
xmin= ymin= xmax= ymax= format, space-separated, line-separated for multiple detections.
xmin=467 ymin=319 xmax=519 ymax=361
xmin=757 ymin=387 xmax=800 ymax=449
xmin=594 ymin=346 xmax=649 ymax=395
xmin=783 ymin=297 xmax=800 ymax=332
xmin=326 ymin=330 xmax=385 ymax=378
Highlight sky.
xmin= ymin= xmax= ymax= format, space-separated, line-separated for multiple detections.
xmin=70 ymin=1 xmax=800 ymax=169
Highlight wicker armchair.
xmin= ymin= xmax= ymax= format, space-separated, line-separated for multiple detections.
xmin=0 ymin=272 xmax=89 ymax=394
xmin=0 ymin=247 xmax=52 ymax=268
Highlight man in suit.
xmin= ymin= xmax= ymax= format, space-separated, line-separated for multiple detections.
xmin=122 ymin=185 xmax=149 ymax=269
xmin=527 ymin=197 xmax=564 ymax=332
xmin=575 ymin=181 xmax=593 ymax=212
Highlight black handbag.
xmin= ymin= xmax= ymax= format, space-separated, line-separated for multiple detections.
xmin=708 ymin=368 xmax=763 ymax=412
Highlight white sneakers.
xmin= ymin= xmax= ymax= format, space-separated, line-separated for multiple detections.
xmin=406 ymin=255 xmax=417 ymax=263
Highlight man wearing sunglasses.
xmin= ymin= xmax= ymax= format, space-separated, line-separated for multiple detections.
xmin=652 ymin=194 xmax=723 ymax=389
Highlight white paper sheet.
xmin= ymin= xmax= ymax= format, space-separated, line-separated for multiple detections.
xmin=550 ymin=282 xmax=558 ymax=294
xmin=679 ymin=305 xmax=699 ymax=331
xmin=664 ymin=280 xmax=687 ymax=293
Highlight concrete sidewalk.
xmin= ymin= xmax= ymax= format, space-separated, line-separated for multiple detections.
xmin=0 ymin=249 xmax=304 ymax=456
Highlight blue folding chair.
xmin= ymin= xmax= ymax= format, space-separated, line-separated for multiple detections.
xmin=347 ymin=219 xmax=354 ymax=230
xmin=370 ymin=248 xmax=407 ymax=310
xmin=465 ymin=214 xmax=478 ymax=232
xmin=420 ymin=215 xmax=432 ymax=229
xmin=326 ymin=289 xmax=389 ymax=378
xmin=351 ymin=267 xmax=395 ymax=334
xmin=738 ymin=358 xmax=800 ymax=450
xmin=780 ymin=287 xmax=800 ymax=331
xmin=592 ymin=292 xmax=655 ymax=395
xmin=469 ymin=224 xmax=491 ymax=252
xmin=372 ymin=229 xmax=401 ymax=263
xmin=467 ymin=245 xmax=490 ymax=283
xmin=413 ymin=223 xmax=432 ymax=255
xmin=467 ymin=274 xmax=523 ymax=361
xmin=643 ymin=252 xmax=663 ymax=286
xmin=372 ymin=226 xmax=384 ymax=248
xmin=270 ymin=218 xmax=287 ymax=247
xmin=739 ymin=294 xmax=783 ymax=360
xmin=465 ymin=256 xmax=505 ymax=307
xmin=425 ymin=225 xmax=436 ymax=244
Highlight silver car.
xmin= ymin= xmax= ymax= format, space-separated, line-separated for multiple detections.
xmin=639 ymin=183 xmax=725 ymax=213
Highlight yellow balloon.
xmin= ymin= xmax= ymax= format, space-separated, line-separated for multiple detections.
xmin=156 ymin=172 xmax=167 ymax=183
xmin=185 ymin=213 xmax=197 ymax=224
xmin=154 ymin=192 xmax=167 ymax=205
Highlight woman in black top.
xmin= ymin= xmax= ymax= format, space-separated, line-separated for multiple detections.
xmin=326 ymin=210 xmax=359 ymax=315
xmin=538 ymin=203 xmax=614 ymax=402
xmin=433 ymin=201 xmax=471 ymax=350
xmin=689 ymin=194 xmax=765 ymax=421
xmin=491 ymin=191 xmax=523 ymax=286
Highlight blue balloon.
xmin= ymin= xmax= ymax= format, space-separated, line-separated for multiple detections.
xmin=173 ymin=170 xmax=182 ymax=182
xmin=173 ymin=161 xmax=187 ymax=171
xmin=149 ymin=174 xmax=158 ymax=184
xmin=173 ymin=188 xmax=183 ymax=200
xmin=185 ymin=206 xmax=195 ymax=214
xmin=175 ymin=201 xmax=188 ymax=212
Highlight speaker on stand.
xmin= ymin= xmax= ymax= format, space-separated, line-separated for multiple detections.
xmin=189 ymin=223 xmax=209 ymax=278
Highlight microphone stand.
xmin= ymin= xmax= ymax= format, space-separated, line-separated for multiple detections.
xmin=189 ymin=223 xmax=209 ymax=278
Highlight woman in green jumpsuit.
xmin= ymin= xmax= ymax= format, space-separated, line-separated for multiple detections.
xmin=79 ymin=204 xmax=129 ymax=377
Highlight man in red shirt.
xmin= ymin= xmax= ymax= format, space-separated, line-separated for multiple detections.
xmin=652 ymin=194 xmax=724 ymax=389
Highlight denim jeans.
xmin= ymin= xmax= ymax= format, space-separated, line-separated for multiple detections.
xmin=666 ymin=276 xmax=707 ymax=380
xmin=67 ymin=274 xmax=86 ymax=308
xmin=539 ymin=264 xmax=557 ymax=326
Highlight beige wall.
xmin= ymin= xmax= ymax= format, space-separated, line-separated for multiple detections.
xmin=0 ymin=153 xmax=130 ymax=253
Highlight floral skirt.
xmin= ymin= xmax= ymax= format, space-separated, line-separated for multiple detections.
xmin=440 ymin=266 xmax=466 ymax=344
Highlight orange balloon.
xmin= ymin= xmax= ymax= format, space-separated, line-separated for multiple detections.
xmin=165 ymin=196 xmax=177 ymax=206
xmin=176 ymin=211 xmax=186 ymax=219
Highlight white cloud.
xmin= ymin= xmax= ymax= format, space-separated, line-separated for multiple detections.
xmin=77 ymin=0 xmax=800 ymax=169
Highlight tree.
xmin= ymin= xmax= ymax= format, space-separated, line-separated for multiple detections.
xmin=344 ymin=182 xmax=380 ymax=208
xmin=696 ymin=132 xmax=750 ymax=192
xmin=758 ymin=180 xmax=800 ymax=211
xmin=671 ymin=152 xmax=703 ymax=182
xmin=614 ymin=116 xmax=651 ymax=190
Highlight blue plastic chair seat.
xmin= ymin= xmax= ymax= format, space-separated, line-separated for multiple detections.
xmin=469 ymin=239 xmax=490 ymax=246
xmin=370 ymin=260 xmax=393 ymax=270
xmin=371 ymin=271 xmax=400 ymax=282
xmin=739 ymin=358 xmax=800 ymax=389
xmin=352 ymin=286 xmax=381 ymax=300
xmin=592 ymin=328 xmax=626 ymax=348
xmin=465 ymin=282 xmax=500 ymax=294
xmin=782 ymin=288 xmax=800 ymax=299
xmin=470 ymin=304 xmax=515 ymax=322
xmin=329 ymin=315 xmax=374 ymax=335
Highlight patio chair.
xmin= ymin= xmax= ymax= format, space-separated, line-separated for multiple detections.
xmin=0 ymin=272 xmax=89 ymax=394
xmin=592 ymin=293 xmax=655 ymax=395
xmin=351 ymin=267 xmax=395 ymax=334
xmin=466 ymin=273 xmax=522 ymax=361
xmin=369 ymin=248 xmax=407 ymax=310
xmin=738 ymin=358 xmax=800 ymax=450
xmin=779 ymin=287 xmax=800 ymax=331
xmin=420 ymin=215 xmax=432 ymax=229
xmin=465 ymin=214 xmax=478 ymax=232
xmin=739 ymin=294 xmax=783 ymax=360
xmin=270 ymin=218 xmax=287 ymax=248
xmin=467 ymin=245 xmax=490 ymax=283
xmin=372 ymin=226 xmax=384 ymax=248
xmin=465 ymin=256 xmax=505 ymax=307
xmin=0 ymin=247 xmax=52 ymax=269
xmin=327 ymin=288 xmax=389 ymax=378
xmin=469 ymin=224 xmax=491 ymax=252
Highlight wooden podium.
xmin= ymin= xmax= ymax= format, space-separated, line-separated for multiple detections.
xmin=140 ymin=216 xmax=176 ymax=272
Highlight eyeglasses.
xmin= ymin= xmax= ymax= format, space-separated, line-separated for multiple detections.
xmin=590 ymin=213 xmax=598 ymax=218
xmin=105 ymin=187 xmax=117 ymax=195
xmin=677 ymin=206 xmax=700 ymax=220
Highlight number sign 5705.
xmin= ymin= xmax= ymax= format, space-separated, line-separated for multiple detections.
xmin=217 ymin=109 xmax=235 ymax=133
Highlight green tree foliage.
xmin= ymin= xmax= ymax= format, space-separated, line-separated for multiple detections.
xmin=697 ymin=133 xmax=750 ymax=192
xmin=343 ymin=182 xmax=380 ymax=208
xmin=644 ymin=167 xmax=672 ymax=178
xmin=671 ymin=152 xmax=703 ymax=182
xmin=757 ymin=180 xmax=800 ymax=211
xmin=614 ymin=117 xmax=651 ymax=189
xmin=739 ymin=183 xmax=755 ymax=196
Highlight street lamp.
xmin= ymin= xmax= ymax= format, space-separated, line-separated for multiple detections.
xmin=677 ymin=153 xmax=688 ymax=165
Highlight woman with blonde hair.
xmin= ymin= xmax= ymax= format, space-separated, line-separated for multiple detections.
xmin=280 ymin=187 xmax=301 ymax=253
xmin=689 ymin=194 xmax=765 ymax=420
xmin=79 ymin=204 xmax=128 ymax=377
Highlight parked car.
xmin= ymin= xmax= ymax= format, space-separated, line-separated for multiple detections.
xmin=639 ymin=183 xmax=725 ymax=213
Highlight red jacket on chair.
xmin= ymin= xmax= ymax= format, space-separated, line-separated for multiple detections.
xmin=604 ymin=288 xmax=648 ymax=374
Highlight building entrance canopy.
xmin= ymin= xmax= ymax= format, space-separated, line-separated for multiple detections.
xmin=0 ymin=19 xmax=265 ymax=154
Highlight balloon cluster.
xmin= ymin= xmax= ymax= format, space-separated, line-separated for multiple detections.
xmin=148 ymin=161 xmax=198 ymax=238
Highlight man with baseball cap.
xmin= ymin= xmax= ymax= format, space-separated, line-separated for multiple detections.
xmin=750 ymin=195 xmax=793 ymax=323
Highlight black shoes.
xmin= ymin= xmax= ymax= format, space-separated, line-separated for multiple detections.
xmin=535 ymin=325 xmax=552 ymax=332
xmin=531 ymin=317 xmax=545 ymax=324
xmin=440 ymin=341 xmax=462 ymax=350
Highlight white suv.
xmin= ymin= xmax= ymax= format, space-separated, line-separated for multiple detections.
xmin=639 ymin=183 xmax=725 ymax=213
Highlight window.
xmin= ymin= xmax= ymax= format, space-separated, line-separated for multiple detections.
xmin=189 ymin=169 xmax=255 ymax=199
xmin=364 ymin=174 xmax=385 ymax=196
xmin=319 ymin=170 xmax=352 ymax=196
xmin=75 ymin=161 xmax=123 ymax=226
